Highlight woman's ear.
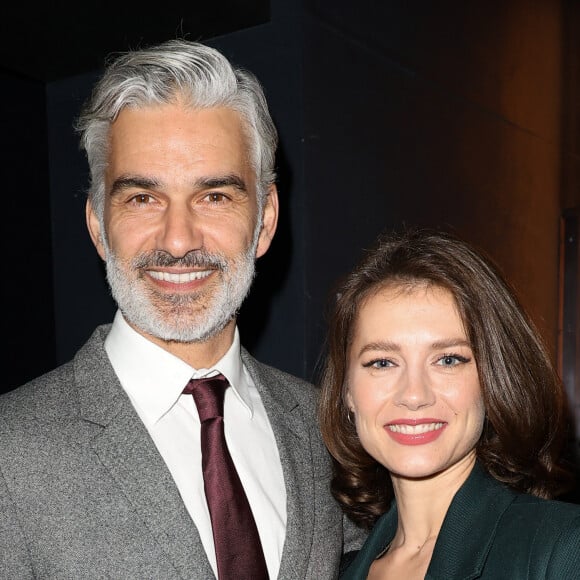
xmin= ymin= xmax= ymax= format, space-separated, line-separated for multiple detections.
xmin=345 ymin=390 xmax=354 ymax=413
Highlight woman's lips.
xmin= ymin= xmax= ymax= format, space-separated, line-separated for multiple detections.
xmin=384 ymin=419 xmax=447 ymax=445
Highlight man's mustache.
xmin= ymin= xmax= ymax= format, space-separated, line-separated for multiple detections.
xmin=132 ymin=250 xmax=228 ymax=271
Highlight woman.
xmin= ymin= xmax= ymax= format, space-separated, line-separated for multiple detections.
xmin=318 ymin=228 xmax=580 ymax=579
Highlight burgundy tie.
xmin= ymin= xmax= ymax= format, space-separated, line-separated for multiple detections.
xmin=183 ymin=374 xmax=269 ymax=580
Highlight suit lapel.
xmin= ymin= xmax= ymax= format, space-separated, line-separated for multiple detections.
xmin=75 ymin=327 xmax=215 ymax=579
xmin=242 ymin=351 xmax=316 ymax=579
xmin=271 ymin=407 xmax=314 ymax=578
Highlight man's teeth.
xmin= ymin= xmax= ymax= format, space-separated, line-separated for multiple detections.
xmin=149 ymin=270 xmax=212 ymax=283
xmin=388 ymin=423 xmax=444 ymax=434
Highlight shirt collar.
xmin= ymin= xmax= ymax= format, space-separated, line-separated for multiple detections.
xmin=104 ymin=310 xmax=253 ymax=426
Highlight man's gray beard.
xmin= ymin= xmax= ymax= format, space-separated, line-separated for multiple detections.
xmin=102 ymin=240 xmax=257 ymax=343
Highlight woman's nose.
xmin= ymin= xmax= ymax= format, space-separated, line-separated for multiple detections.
xmin=393 ymin=368 xmax=436 ymax=410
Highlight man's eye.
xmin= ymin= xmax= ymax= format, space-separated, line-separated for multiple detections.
xmin=129 ymin=194 xmax=152 ymax=204
xmin=205 ymin=192 xmax=228 ymax=203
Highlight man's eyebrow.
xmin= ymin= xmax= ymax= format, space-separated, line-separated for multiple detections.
xmin=108 ymin=174 xmax=248 ymax=196
xmin=197 ymin=174 xmax=247 ymax=191
xmin=109 ymin=175 xmax=160 ymax=196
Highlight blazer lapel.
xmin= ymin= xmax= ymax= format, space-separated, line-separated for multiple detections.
xmin=427 ymin=462 xmax=517 ymax=580
xmin=75 ymin=327 xmax=215 ymax=579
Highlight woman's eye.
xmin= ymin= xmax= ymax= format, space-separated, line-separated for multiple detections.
xmin=363 ymin=358 xmax=395 ymax=369
xmin=436 ymin=354 xmax=469 ymax=367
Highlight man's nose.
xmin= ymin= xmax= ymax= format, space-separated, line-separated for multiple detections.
xmin=157 ymin=204 xmax=203 ymax=257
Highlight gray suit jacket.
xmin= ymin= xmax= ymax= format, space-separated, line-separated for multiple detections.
xmin=0 ymin=325 xmax=364 ymax=579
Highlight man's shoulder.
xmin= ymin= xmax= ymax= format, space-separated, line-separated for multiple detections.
xmin=1 ymin=324 xmax=111 ymax=423
xmin=241 ymin=348 xmax=315 ymax=388
xmin=1 ymin=362 xmax=75 ymax=418
xmin=240 ymin=347 xmax=320 ymax=409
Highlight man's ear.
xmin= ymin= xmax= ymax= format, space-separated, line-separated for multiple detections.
xmin=86 ymin=198 xmax=106 ymax=260
xmin=256 ymin=184 xmax=279 ymax=259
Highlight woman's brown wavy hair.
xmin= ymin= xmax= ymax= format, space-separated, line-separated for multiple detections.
xmin=317 ymin=228 xmax=574 ymax=530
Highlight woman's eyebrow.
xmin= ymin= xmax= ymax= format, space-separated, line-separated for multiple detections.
xmin=357 ymin=341 xmax=400 ymax=357
xmin=430 ymin=338 xmax=472 ymax=350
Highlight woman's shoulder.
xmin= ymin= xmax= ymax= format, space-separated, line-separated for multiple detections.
xmin=431 ymin=466 xmax=580 ymax=579
xmin=339 ymin=507 xmax=397 ymax=579
xmin=485 ymin=495 xmax=580 ymax=578
xmin=508 ymin=493 xmax=580 ymax=523
xmin=493 ymin=491 xmax=580 ymax=548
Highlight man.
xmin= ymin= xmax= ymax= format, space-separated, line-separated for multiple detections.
xmin=0 ymin=40 xmax=364 ymax=578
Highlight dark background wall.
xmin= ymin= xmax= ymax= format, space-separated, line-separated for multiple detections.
xmin=2 ymin=1 xmax=579 ymax=483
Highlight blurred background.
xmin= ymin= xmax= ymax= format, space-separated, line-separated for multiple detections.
xmin=1 ymin=0 xmax=578 ymax=493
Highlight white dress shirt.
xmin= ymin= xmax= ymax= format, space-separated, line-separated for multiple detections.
xmin=104 ymin=310 xmax=287 ymax=578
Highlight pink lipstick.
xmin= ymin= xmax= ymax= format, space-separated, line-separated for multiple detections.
xmin=385 ymin=419 xmax=447 ymax=445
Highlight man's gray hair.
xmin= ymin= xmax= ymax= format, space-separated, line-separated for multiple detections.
xmin=76 ymin=39 xmax=278 ymax=221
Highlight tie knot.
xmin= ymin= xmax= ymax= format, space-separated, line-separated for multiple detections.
xmin=184 ymin=374 xmax=229 ymax=422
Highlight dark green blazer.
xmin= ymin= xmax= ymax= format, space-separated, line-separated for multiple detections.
xmin=341 ymin=462 xmax=580 ymax=579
